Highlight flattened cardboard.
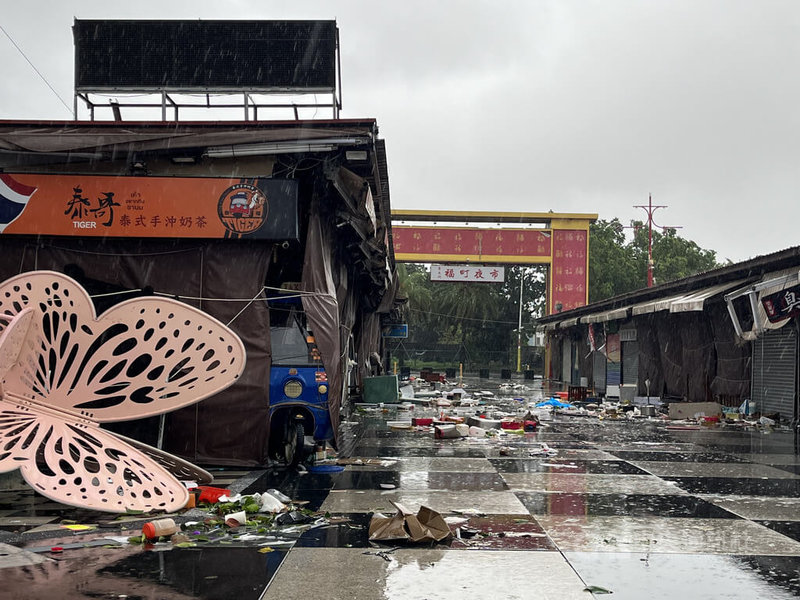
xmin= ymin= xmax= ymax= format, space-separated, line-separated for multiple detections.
xmin=368 ymin=501 xmax=452 ymax=543
xmin=668 ymin=402 xmax=722 ymax=420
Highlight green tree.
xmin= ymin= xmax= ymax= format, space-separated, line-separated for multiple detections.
xmin=630 ymin=223 xmax=718 ymax=285
xmin=588 ymin=219 xmax=640 ymax=302
xmin=395 ymin=264 xmax=545 ymax=368
xmin=589 ymin=218 xmax=720 ymax=302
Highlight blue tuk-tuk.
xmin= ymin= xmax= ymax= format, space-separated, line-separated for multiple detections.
xmin=267 ymin=297 xmax=333 ymax=466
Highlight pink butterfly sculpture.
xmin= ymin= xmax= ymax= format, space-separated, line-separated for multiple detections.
xmin=0 ymin=271 xmax=246 ymax=513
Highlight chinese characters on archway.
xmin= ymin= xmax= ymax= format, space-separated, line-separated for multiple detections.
xmin=393 ymin=227 xmax=550 ymax=259
xmin=551 ymin=230 xmax=587 ymax=312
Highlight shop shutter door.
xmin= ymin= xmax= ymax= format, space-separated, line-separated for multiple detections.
xmin=752 ymin=325 xmax=797 ymax=420
xmin=607 ymin=360 xmax=621 ymax=386
xmin=622 ymin=341 xmax=639 ymax=386
xmin=593 ymin=351 xmax=606 ymax=394
xmin=561 ymin=338 xmax=571 ymax=386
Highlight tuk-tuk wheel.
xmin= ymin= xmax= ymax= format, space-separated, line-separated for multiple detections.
xmin=283 ymin=421 xmax=305 ymax=468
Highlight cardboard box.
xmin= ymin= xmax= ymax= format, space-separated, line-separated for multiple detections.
xmin=368 ymin=501 xmax=452 ymax=543
xmin=668 ymin=402 xmax=723 ymax=420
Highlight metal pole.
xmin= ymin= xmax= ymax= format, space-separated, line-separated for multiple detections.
xmin=647 ymin=194 xmax=654 ymax=287
xmin=517 ymin=269 xmax=524 ymax=372
xmin=633 ymin=194 xmax=678 ymax=288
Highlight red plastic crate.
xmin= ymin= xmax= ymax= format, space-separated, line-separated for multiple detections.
xmin=197 ymin=486 xmax=231 ymax=503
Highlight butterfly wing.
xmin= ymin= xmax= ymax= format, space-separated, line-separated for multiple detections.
xmin=0 ymin=399 xmax=42 ymax=468
xmin=0 ymin=398 xmax=189 ymax=513
xmin=0 ymin=271 xmax=246 ymax=422
xmin=0 ymin=307 xmax=36 ymax=382
xmin=112 ymin=432 xmax=213 ymax=485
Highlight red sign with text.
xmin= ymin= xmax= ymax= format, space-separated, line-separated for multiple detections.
xmin=393 ymin=226 xmax=551 ymax=261
xmin=551 ymin=229 xmax=587 ymax=312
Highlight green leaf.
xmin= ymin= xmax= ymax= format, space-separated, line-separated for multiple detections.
xmin=584 ymin=585 xmax=613 ymax=594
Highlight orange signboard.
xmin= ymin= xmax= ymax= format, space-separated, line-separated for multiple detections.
xmin=0 ymin=173 xmax=298 ymax=240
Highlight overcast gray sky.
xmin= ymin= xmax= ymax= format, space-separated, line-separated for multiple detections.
xmin=1 ymin=1 xmax=798 ymax=263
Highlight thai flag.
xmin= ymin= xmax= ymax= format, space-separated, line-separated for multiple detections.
xmin=0 ymin=174 xmax=36 ymax=232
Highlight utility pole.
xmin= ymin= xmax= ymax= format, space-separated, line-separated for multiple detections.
xmin=633 ymin=194 xmax=679 ymax=288
xmin=516 ymin=268 xmax=524 ymax=372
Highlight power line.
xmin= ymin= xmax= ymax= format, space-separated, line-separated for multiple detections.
xmin=0 ymin=23 xmax=73 ymax=118
xmin=408 ymin=306 xmax=534 ymax=326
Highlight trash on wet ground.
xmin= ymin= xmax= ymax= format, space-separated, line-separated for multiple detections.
xmin=119 ymin=488 xmax=333 ymax=551
xmin=368 ymin=501 xmax=452 ymax=543
xmin=337 ymin=458 xmax=398 ymax=467
xmin=584 ymin=584 xmax=614 ymax=594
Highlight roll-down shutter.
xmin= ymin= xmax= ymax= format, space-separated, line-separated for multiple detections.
xmin=752 ymin=325 xmax=797 ymax=420
xmin=593 ymin=351 xmax=606 ymax=395
xmin=622 ymin=341 xmax=639 ymax=386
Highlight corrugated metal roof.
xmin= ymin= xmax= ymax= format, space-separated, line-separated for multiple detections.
xmin=540 ymin=245 xmax=800 ymax=325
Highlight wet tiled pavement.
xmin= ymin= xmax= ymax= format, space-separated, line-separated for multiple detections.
xmin=3 ymin=378 xmax=800 ymax=598
xmin=266 ymin=384 xmax=800 ymax=599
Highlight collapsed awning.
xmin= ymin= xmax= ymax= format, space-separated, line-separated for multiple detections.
xmin=545 ymin=280 xmax=747 ymax=332
xmin=631 ymin=294 xmax=678 ymax=316
xmin=669 ymin=280 xmax=748 ymax=312
xmin=725 ymin=269 xmax=800 ymax=340
xmin=631 ymin=280 xmax=746 ymax=316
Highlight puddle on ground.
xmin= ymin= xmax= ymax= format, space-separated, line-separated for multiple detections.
xmin=2 ymin=543 xmax=287 ymax=599
xmin=565 ymin=551 xmax=800 ymax=600
xmin=515 ymin=491 xmax=739 ymax=518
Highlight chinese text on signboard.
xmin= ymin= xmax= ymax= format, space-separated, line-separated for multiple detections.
xmin=550 ymin=229 xmax=587 ymax=312
xmin=393 ymin=227 xmax=550 ymax=261
xmin=430 ymin=265 xmax=505 ymax=283
xmin=0 ymin=173 xmax=298 ymax=240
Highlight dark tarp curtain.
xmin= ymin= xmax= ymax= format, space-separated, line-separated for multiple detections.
xmin=635 ymin=311 xmax=719 ymax=402
xmin=708 ymin=302 xmax=752 ymax=400
xmin=578 ymin=333 xmax=593 ymax=385
xmin=358 ymin=312 xmax=381 ymax=384
xmin=657 ymin=312 xmax=685 ymax=397
xmin=549 ymin=334 xmax=563 ymax=385
xmin=636 ymin=315 xmax=665 ymax=398
xmin=0 ymin=236 xmax=273 ymax=466
xmin=167 ymin=242 xmax=272 ymax=466
xmin=681 ymin=312 xmax=715 ymax=401
xmin=0 ymin=124 xmax=376 ymax=155
xmin=337 ymin=265 xmax=359 ymax=398
xmin=301 ymin=208 xmax=343 ymax=444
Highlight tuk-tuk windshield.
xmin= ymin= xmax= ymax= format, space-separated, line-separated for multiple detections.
xmin=269 ymin=301 xmax=321 ymax=367
xmin=271 ymin=324 xmax=318 ymax=366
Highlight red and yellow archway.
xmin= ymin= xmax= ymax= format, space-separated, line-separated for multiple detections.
xmin=391 ymin=210 xmax=597 ymax=377
xmin=391 ymin=210 xmax=596 ymax=314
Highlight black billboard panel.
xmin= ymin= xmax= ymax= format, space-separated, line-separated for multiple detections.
xmin=74 ymin=20 xmax=337 ymax=92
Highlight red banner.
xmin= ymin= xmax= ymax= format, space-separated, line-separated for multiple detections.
xmin=393 ymin=226 xmax=551 ymax=262
xmin=551 ymin=229 xmax=587 ymax=312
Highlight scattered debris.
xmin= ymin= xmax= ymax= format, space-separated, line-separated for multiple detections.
xmin=369 ymin=501 xmax=452 ymax=543
xmin=584 ymin=585 xmax=614 ymax=594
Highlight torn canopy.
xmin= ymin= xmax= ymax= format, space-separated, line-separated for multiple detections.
xmin=302 ymin=210 xmax=342 ymax=445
